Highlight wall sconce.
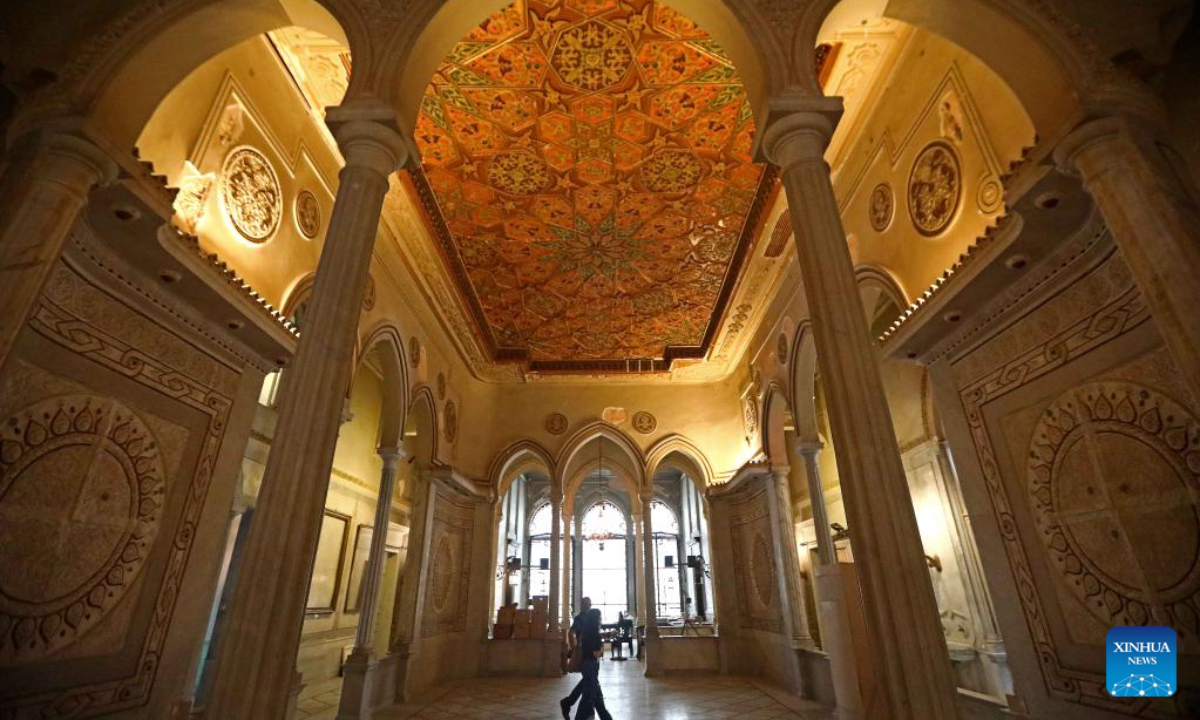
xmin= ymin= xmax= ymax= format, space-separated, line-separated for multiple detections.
xmin=925 ymin=554 xmax=943 ymax=573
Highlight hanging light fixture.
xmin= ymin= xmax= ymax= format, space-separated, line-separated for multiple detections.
xmin=586 ymin=440 xmax=617 ymax=549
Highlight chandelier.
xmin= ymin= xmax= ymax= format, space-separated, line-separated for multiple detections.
xmin=585 ymin=442 xmax=618 ymax=549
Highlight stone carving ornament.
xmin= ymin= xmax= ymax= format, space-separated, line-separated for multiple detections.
xmin=750 ymin=532 xmax=775 ymax=608
xmin=443 ymin=401 xmax=458 ymax=443
xmin=0 ymin=396 xmax=165 ymax=662
xmin=437 ymin=372 xmax=446 ymax=401
xmin=546 ymin=413 xmax=568 ymax=435
xmin=908 ymin=141 xmax=961 ymax=236
xmin=361 ymin=274 xmax=376 ymax=311
xmin=409 ymin=336 xmax=421 ymax=369
xmin=869 ymin=182 xmax=893 ymax=232
xmin=1028 ymin=381 xmax=1200 ymax=634
xmin=429 ymin=535 xmax=455 ymax=613
xmin=776 ymin=332 xmax=789 ymax=365
xmin=221 ymin=147 xmax=282 ymax=241
xmin=295 ymin=189 xmax=322 ymax=239
xmin=632 ymin=411 xmax=657 ymax=434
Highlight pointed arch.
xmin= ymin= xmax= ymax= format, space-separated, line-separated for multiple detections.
xmin=488 ymin=439 xmax=556 ymax=499
xmin=355 ymin=322 xmax=410 ymax=448
xmin=556 ymin=421 xmax=646 ymax=494
xmin=405 ymin=385 xmax=439 ymax=469
xmin=645 ymin=435 xmax=715 ymax=491
xmin=761 ymin=381 xmax=793 ymax=468
xmin=789 ymin=321 xmax=820 ymax=444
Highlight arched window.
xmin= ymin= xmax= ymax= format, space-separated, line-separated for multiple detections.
xmin=580 ymin=500 xmax=628 ymax=622
xmin=651 ymin=500 xmax=682 ymax=618
xmin=528 ymin=503 xmax=553 ymax=598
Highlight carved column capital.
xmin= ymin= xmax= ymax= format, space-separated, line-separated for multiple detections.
xmin=758 ymin=95 xmax=843 ymax=171
xmin=794 ymin=440 xmax=823 ymax=458
xmin=334 ymin=120 xmax=409 ymax=180
xmin=377 ymin=446 xmax=406 ymax=469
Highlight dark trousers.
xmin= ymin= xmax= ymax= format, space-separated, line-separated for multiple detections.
xmin=575 ymin=656 xmax=612 ymax=720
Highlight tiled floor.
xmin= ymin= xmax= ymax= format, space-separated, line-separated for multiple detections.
xmin=296 ymin=677 xmax=344 ymax=719
xmin=374 ymin=658 xmax=835 ymax=719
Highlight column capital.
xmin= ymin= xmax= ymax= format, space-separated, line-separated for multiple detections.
xmin=333 ymin=119 xmax=409 ymax=180
xmin=1054 ymin=82 xmax=1169 ymax=178
xmin=377 ymin=446 xmax=407 ymax=466
xmin=757 ymin=95 xmax=843 ymax=170
xmin=795 ymin=440 xmax=824 ymax=458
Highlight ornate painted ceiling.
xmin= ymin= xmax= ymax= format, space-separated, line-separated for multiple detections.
xmin=412 ymin=0 xmax=772 ymax=373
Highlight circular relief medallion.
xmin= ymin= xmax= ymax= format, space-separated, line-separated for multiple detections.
xmin=546 ymin=413 xmax=568 ymax=435
xmin=409 ymin=336 xmax=421 ymax=369
xmin=0 ymin=396 xmax=165 ymax=661
xmin=443 ymin=401 xmax=458 ymax=443
xmin=488 ymin=152 xmax=552 ymax=195
xmin=632 ymin=411 xmax=657 ymax=435
xmin=361 ymin=274 xmax=376 ymax=312
xmin=221 ymin=146 xmax=282 ymax=241
xmin=976 ymin=177 xmax=1003 ymax=213
xmin=869 ymin=182 xmax=894 ymax=232
xmin=294 ymin=189 xmax=322 ymax=239
xmin=437 ymin=372 xmax=446 ymax=401
xmin=750 ymin=532 xmax=775 ymax=608
xmin=777 ymin=332 xmax=789 ymax=365
xmin=429 ymin=536 xmax=455 ymax=612
xmin=1027 ymin=381 xmax=1200 ymax=629
xmin=550 ymin=20 xmax=634 ymax=91
xmin=641 ymin=150 xmax=703 ymax=193
xmin=908 ymin=141 xmax=961 ymax=236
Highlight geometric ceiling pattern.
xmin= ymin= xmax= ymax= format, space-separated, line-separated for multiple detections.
xmin=412 ymin=0 xmax=771 ymax=372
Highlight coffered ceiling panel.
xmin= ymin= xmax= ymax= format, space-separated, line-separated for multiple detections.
xmin=411 ymin=0 xmax=772 ymax=373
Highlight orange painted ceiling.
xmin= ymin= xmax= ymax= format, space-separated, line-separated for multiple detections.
xmin=411 ymin=0 xmax=771 ymax=373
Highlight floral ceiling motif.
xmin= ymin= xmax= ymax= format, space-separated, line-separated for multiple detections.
xmin=413 ymin=0 xmax=770 ymax=371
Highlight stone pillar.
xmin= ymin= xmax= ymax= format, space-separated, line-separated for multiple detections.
xmin=1055 ymin=107 xmax=1200 ymax=402
xmin=0 ymin=130 xmax=117 ymax=366
xmin=768 ymin=468 xmax=814 ymax=647
xmin=561 ymin=507 xmax=574 ymax=627
xmin=761 ymin=98 xmax=958 ymax=719
xmin=355 ymin=448 xmax=405 ymax=651
xmin=639 ymin=493 xmax=659 ymax=639
xmin=548 ymin=485 xmax=562 ymax=636
xmin=206 ymin=119 xmax=408 ymax=719
xmin=632 ymin=509 xmax=647 ymax=618
xmin=797 ymin=442 xmax=835 ymax=566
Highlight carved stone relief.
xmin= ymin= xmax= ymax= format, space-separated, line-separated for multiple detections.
xmin=437 ymin=372 xmax=446 ymax=401
xmin=409 ymin=336 xmax=421 ymax=369
xmin=869 ymin=182 xmax=893 ymax=232
xmin=422 ymin=492 xmax=474 ymax=637
xmin=908 ymin=141 xmax=961 ymax=236
xmin=938 ymin=90 xmax=965 ymax=144
xmin=172 ymin=161 xmax=214 ymax=234
xmin=545 ymin=413 xmax=568 ymax=435
xmin=728 ymin=484 xmax=780 ymax=633
xmin=0 ymin=395 xmax=165 ymax=663
xmin=295 ymin=189 xmax=322 ymax=239
xmin=632 ymin=411 xmax=656 ymax=435
xmin=220 ymin=147 xmax=282 ymax=242
xmin=743 ymin=395 xmax=759 ymax=439
xmin=361 ymin=274 xmax=376 ymax=312
xmin=443 ymin=401 xmax=458 ymax=444
xmin=776 ymin=332 xmax=789 ymax=365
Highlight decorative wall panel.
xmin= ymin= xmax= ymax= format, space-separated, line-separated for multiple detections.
xmin=421 ymin=489 xmax=476 ymax=637
xmin=727 ymin=483 xmax=781 ymax=634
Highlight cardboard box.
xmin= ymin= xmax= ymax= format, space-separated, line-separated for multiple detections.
xmin=514 ymin=608 xmax=531 ymax=624
xmin=530 ymin=619 xmax=548 ymax=639
xmin=497 ymin=604 xmax=516 ymax=624
xmin=513 ymin=622 xmax=531 ymax=639
xmin=493 ymin=623 xmax=514 ymax=640
xmin=531 ymin=595 xmax=549 ymax=613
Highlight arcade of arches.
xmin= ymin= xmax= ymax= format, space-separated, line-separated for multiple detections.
xmin=1 ymin=0 xmax=1198 ymax=718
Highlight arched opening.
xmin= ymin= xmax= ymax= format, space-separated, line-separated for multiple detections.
xmin=647 ymin=448 xmax=717 ymax=628
xmin=579 ymin=498 xmax=631 ymax=621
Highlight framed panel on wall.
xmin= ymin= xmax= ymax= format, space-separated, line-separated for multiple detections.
xmin=344 ymin=523 xmax=409 ymax=613
xmin=305 ymin=509 xmax=350 ymax=615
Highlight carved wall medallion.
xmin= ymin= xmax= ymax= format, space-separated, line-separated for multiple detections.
xmin=422 ymin=492 xmax=474 ymax=637
xmin=443 ymin=401 xmax=458 ymax=443
xmin=361 ymin=274 xmax=376 ymax=312
xmin=546 ymin=413 xmax=568 ymax=435
xmin=295 ymin=189 xmax=322 ymax=239
xmin=1028 ymin=381 xmax=1200 ymax=630
xmin=908 ymin=141 xmax=961 ymax=236
xmin=728 ymin=485 xmax=781 ymax=633
xmin=437 ymin=372 xmax=446 ymax=401
xmin=409 ymin=336 xmax=421 ymax=369
xmin=632 ymin=411 xmax=657 ymax=434
xmin=0 ymin=395 xmax=165 ymax=662
xmin=429 ymin=535 xmax=455 ymax=613
xmin=743 ymin=395 xmax=759 ymax=438
xmin=220 ymin=147 xmax=282 ymax=241
xmin=869 ymin=182 xmax=893 ymax=232
xmin=173 ymin=163 xmax=214 ymax=234
xmin=977 ymin=176 xmax=1003 ymax=213
xmin=776 ymin=332 xmax=789 ymax=365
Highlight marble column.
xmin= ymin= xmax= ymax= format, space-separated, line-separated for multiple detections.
xmin=768 ymin=468 xmax=814 ymax=648
xmin=1055 ymin=105 xmax=1200 ymax=402
xmin=638 ymin=493 xmax=659 ymax=639
xmin=560 ymin=507 xmax=574 ymax=627
xmin=798 ymin=441 xmax=866 ymax=719
xmin=0 ymin=130 xmax=117 ymax=366
xmin=548 ymin=486 xmax=562 ymax=636
xmin=762 ymin=98 xmax=957 ymax=719
xmin=796 ymin=442 xmax=835 ymax=566
xmin=206 ymin=119 xmax=408 ymax=719
xmin=632 ymin=509 xmax=648 ymax=618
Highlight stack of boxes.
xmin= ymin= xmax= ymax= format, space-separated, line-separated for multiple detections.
xmin=493 ymin=595 xmax=550 ymax=639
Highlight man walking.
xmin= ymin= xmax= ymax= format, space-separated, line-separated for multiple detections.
xmin=560 ymin=597 xmax=592 ymax=719
xmin=574 ymin=607 xmax=612 ymax=720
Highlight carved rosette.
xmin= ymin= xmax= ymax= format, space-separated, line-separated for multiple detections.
xmin=0 ymin=396 xmax=165 ymax=662
xmin=908 ymin=141 xmax=961 ymax=236
xmin=743 ymin=395 xmax=759 ymax=438
xmin=443 ymin=401 xmax=458 ymax=443
xmin=545 ymin=413 xmax=568 ymax=435
xmin=1028 ymin=382 xmax=1200 ymax=636
xmin=632 ymin=411 xmax=657 ymax=434
xmin=220 ymin=147 xmax=282 ymax=241
xmin=776 ymin=332 xmax=789 ymax=365
xmin=869 ymin=182 xmax=893 ymax=232
xmin=294 ymin=189 xmax=322 ymax=239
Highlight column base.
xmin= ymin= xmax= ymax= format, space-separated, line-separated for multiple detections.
xmin=814 ymin=564 xmax=868 ymax=720
xmin=285 ymin=670 xmax=305 ymax=720
xmin=336 ymin=648 xmax=380 ymax=720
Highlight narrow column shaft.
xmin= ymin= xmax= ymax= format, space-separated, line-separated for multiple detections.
xmin=561 ymin=512 xmax=574 ymax=627
xmin=395 ymin=475 xmax=437 ymax=645
xmin=1055 ymin=114 xmax=1200 ymax=401
xmin=547 ymin=487 xmax=562 ymax=635
xmin=632 ymin=511 xmax=647 ymax=617
xmin=354 ymin=447 xmax=405 ymax=650
xmin=0 ymin=131 xmax=117 ymax=365
xmin=639 ymin=495 xmax=659 ymax=638
xmin=768 ymin=469 xmax=813 ymax=646
xmin=207 ymin=120 xmax=407 ymax=719
xmin=762 ymin=102 xmax=957 ymax=720
xmin=797 ymin=442 xmax=835 ymax=566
